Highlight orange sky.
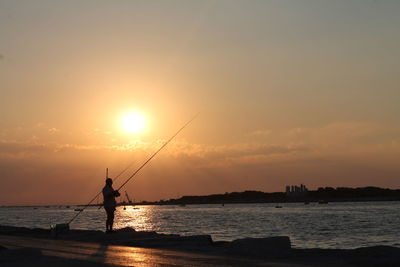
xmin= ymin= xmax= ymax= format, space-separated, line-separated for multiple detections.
xmin=1 ymin=1 xmax=400 ymax=205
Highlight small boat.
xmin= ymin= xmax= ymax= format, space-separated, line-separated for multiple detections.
xmin=74 ymin=208 xmax=84 ymax=211
xmin=275 ymin=205 xmax=283 ymax=208
xmin=304 ymin=201 xmax=310 ymax=205
xmin=318 ymin=200 xmax=328 ymax=204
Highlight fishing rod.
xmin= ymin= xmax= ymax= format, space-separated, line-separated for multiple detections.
xmin=65 ymin=113 xmax=198 ymax=226
xmin=116 ymin=113 xmax=198 ymax=191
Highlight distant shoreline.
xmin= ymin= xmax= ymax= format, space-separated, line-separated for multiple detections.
xmin=2 ymin=197 xmax=400 ymax=208
xmin=151 ymin=186 xmax=400 ymax=206
xmin=2 ymin=186 xmax=400 ymax=207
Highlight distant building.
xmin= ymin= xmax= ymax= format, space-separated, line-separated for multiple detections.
xmin=286 ymin=184 xmax=308 ymax=197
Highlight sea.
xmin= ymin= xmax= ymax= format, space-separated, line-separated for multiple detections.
xmin=1 ymin=201 xmax=399 ymax=249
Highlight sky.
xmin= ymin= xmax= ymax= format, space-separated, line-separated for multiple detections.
xmin=1 ymin=0 xmax=400 ymax=205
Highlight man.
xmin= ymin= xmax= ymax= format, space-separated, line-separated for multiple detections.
xmin=102 ymin=178 xmax=120 ymax=233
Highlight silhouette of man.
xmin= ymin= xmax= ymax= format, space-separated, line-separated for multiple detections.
xmin=102 ymin=178 xmax=120 ymax=233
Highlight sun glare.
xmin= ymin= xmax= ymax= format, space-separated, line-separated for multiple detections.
xmin=121 ymin=113 xmax=146 ymax=134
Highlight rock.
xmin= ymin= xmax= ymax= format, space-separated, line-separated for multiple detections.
xmin=50 ymin=224 xmax=70 ymax=238
xmin=229 ymin=236 xmax=291 ymax=258
xmin=354 ymin=245 xmax=400 ymax=257
xmin=177 ymin=235 xmax=213 ymax=246
xmin=0 ymin=248 xmax=42 ymax=262
xmin=0 ymin=225 xmax=50 ymax=237
xmin=120 ymin=234 xmax=213 ymax=249
xmin=115 ymin=227 xmax=136 ymax=233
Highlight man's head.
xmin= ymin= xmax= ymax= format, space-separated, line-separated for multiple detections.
xmin=106 ymin=178 xmax=113 ymax=186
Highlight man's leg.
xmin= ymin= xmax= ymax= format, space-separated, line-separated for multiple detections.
xmin=109 ymin=208 xmax=115 ymax=231
xmin=105 ymin=208 xmax=112 ymax=232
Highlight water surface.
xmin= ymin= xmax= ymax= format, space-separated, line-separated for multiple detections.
xmin=1 ymin=201 xmax=399 ymax=249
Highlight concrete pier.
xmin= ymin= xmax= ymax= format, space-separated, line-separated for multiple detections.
xmin=0 ymin=235 xmax=304 ymax=267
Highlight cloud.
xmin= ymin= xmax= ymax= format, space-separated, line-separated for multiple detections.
xmin=0 ymin=140 xmax=51 ymax=158
xmin=1 ymin=121 xmax=400 ymax=204
xmin=286 ymin=122 xmax=381 ymax=143
xmin=1 ymin=121 xmax=398 ymax=168
xmin=248 ymin=129 xmax=271 ymax=136
xmin=163 ymin=140 xmax=311 ymax=168
xmin=0 ymin=138 xmax=163 ymax=161
xmin=48 ymin=128 xmax=60 ymax=134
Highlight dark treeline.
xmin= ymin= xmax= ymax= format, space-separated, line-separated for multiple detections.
xmin=154 ymin=187 xmax=400 ymax=205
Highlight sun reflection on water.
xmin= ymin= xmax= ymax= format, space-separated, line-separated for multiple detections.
xmin=100 ymin=243 xmax=163 ymax=267
xmin=114 ymin=206 xmax=158 ymax=232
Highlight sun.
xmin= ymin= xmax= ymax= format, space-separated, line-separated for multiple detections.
xmin=121 ymin=113 xmax=146 ymax=134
